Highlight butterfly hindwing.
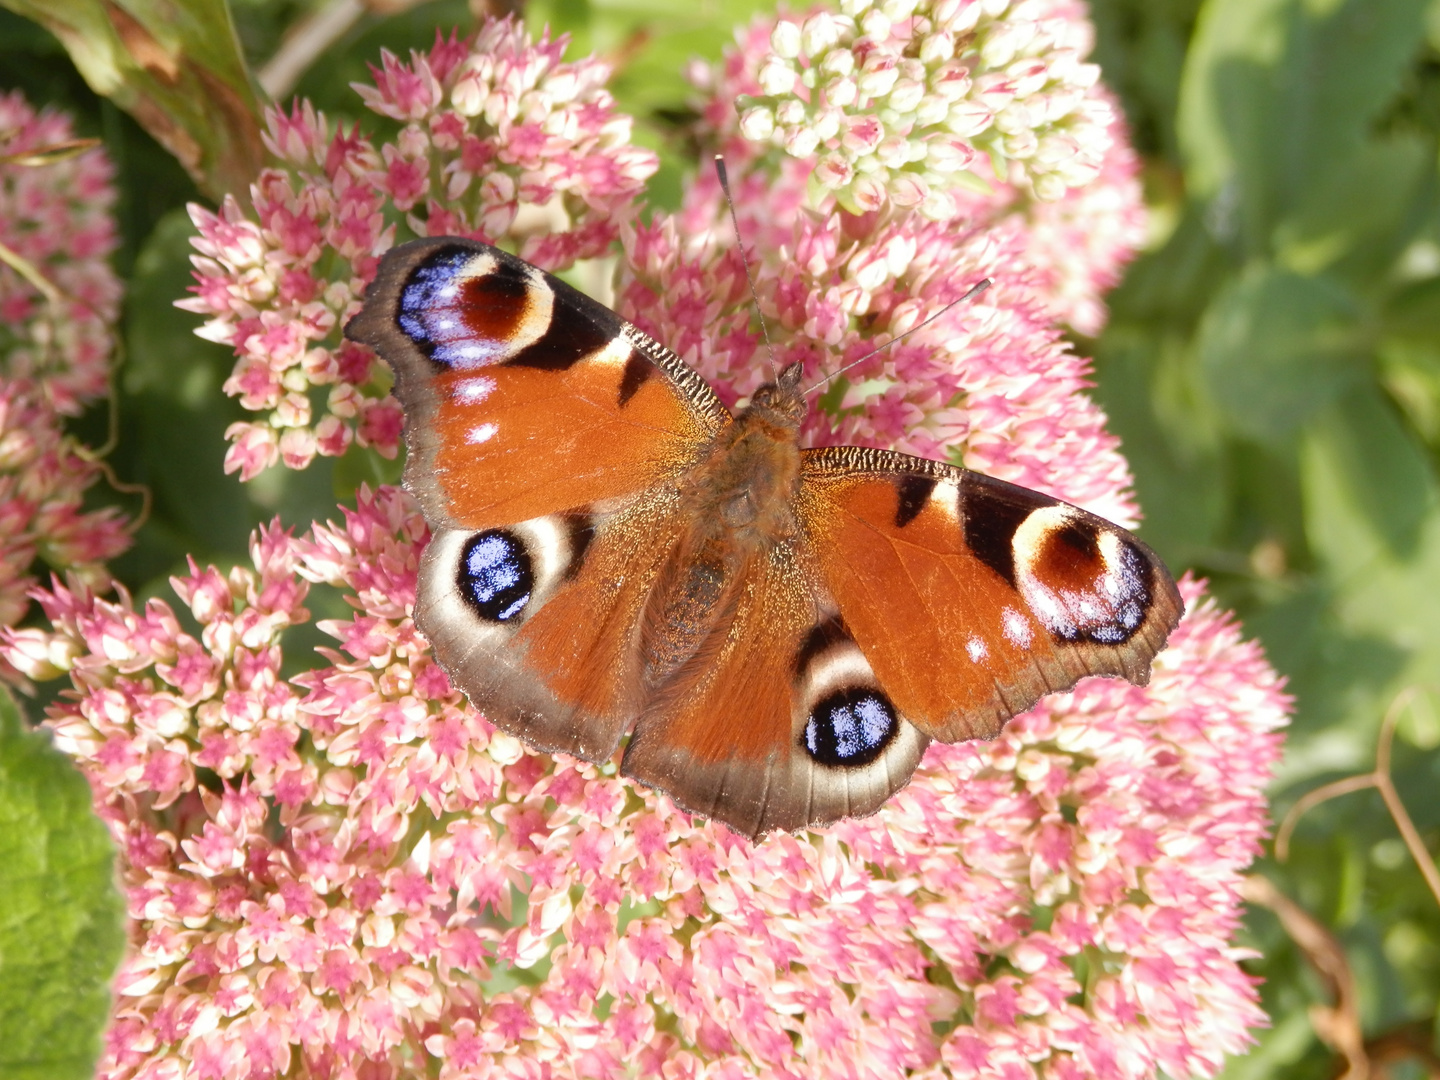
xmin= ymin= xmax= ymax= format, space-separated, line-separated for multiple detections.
xmin=345 ymin=237 xmax=730 ymax=530
xmin=797 ymin=447 xmax=1183 ymax=744
xmin=621 ymin=545 xmax=929 ymax=839
xmin=419 ymin=490 xmax=689 ymax=763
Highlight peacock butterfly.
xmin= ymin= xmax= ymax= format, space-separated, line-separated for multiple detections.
xmin=344 ymin=235 xmax=1183 ymax=839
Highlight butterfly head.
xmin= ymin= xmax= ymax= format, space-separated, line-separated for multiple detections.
xmin=743 ymin=362 xmax=807 ymax=430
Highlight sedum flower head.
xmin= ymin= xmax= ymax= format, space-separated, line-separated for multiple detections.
xmin=177 ymin=20 xmax=657 ymax=479
xmin=736 ymin=0 xmax=1115 ymax=216
xmin=0 ymin=90 xmax=122 ymax=414
xmin=63 ymin=8 xmax=1296 ymax=1078
xmin=0 ymin=377 xmax=131 ymax=688
xmin=9 ymin=487 xmax=1285 ymax=1080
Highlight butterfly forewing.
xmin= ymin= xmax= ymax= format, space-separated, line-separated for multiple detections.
xmin=345 ymin=237 xmax=730 ymax=530
xmin=797 ymin=447 xmax=1184 ymax=744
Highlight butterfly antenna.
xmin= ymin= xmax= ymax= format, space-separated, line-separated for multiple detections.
xmin=715 ymin=155 xmax=779 ymax=379
xmin=802 ymin=277 xmax=993 ymax=397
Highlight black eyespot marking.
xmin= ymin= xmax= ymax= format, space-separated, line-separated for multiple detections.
xmin=961 ymin=473 xmax=1055 ymax=587
xmin=617 ymin=350 xmax=654 ymax=406
xmin=561 ymin=512 xmax=596 ymax=580
xmin=1055 ymin=520 xmax=1100 ymax=561
xmin=505 ymin=277 xmax=618 ymax=371
xmin=793 ymin=615 xmax=850 ymax=678
xmin=458 ymin=530 xmax=533 ymax=622
xmin=894 ymin=474 xmax=937 ymax=528
xmin=802 ymin=687 xmax=898 ymax=768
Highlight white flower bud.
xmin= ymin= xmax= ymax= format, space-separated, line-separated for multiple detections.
xmin=876 ymin=134 xmax=910 ymax=167
xmin=914 ymin=95 xmax=950 ymax=127
xmin=860 ymin=9 xmax=892 ymax=39
xmin=1002 ymin=127 xmax=1038 ymax=158
xmin=739 ymin=107 xmax=776 ymax=141
xmin=777 ymin=99 xmax=807 ymax=126
xmin=994 ymin=102 xmax=1033 ymax=134
xmin=802 ymin=13 xmax=842 ymax=55
xmin=785 ymin=126 xmax=821 ymax=158
xmin=946 ymin=102 xmax=993 ymax=137
xmin=887 ymin=78 xmax=925 ymax=114
xmin=813 ymin=107 xmax=843 ymax=140
xmin=920 ymin=31 xmax=956 ymax=65
xmin=889 ymin=172 xmax=929 ymax=206
xmin=771 ymin=20 xmax=803 ymax=59
xmin=919 ymin=187 xmax=957 ymax=220
xmin=1008 ymin=58 xmax=1050 ymax=97
xmin=926 ymin=138 xmax=973 ymax=172
xmin=851 ymin=174 xmax=887 ymax=212
xmin=826 ymin=76 xmax=859 ymax=109
xmin=981 ymin=20 xmax=1036 ymax=68
xmin=858 ymin=65 xmax=899 ymax=98
xmin=820 ymin=49 xmax=856 ymax=77
xmin=882 ymin=0 xmax=918 ymax=20
xmin=1033 ymin=172 xmax=1067 ymax=201
xmin=815 ymin=153 xmax=854 ymax=189
xmin=758 ymin=57 xmax=798 ymax=96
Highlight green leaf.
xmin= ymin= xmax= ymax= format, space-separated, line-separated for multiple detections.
xmin=0 ymin=686 xmax=124 ymax=1080
xmin=1178 ymin=0 xmax=1428 ymax=249
xmin=0 ymin=0 xmax=266 ymax=202
xmin=1196 ymin=263 xmax=1365 ymax=442
xmin=1274 ymin=135 xmax=1432 ymax=284
xmin=1302 ymin=383 xmax=1437 ymax=569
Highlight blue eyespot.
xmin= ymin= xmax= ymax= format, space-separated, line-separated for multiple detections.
xmin=803 ymin=687 xmax=898 ymax=768
xmin=399 ymin=250 xmax=470 ymax=347
xmin=459 ymin=530 xmax=533 ymax=622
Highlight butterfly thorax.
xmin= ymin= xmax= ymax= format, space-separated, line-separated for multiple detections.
xmin=680 ymin=363 xmax=806 ymax=548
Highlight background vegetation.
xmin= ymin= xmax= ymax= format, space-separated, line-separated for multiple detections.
xmin=1 ymin=0 xmax=1438 ymax=1076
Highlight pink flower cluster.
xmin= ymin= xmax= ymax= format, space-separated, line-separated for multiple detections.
xmin=9 ymin=483 xmax=1286 ymax=1080
xmin=0 ymin=90 xmax=122 ymax=414
xmin=0 ymin=378 xmax=131 ymax=687
xmin=0 ymin=93 xmax=129 ymax=687
xmin=734 ymin=0 xmax=1116 ymax=215
xmin=178 ymin=20 xmax=657 ymax=479
xmin=622 ymin=13 xmax=1145 ymax=524
xmin=13 ymin=7 xmax=1285 ymax=1078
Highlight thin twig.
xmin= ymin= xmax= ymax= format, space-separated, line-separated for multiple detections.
xmin=259 ymin=0 xmax=367 ymax=100
xmin=1275 ymin=686 xmax=1440 ymax=909
xmin=1242 ymin=875 xmax=1369 ymax=1080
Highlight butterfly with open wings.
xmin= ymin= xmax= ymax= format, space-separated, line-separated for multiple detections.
xmin=344 ymin=234 xmax=1183 ymax=840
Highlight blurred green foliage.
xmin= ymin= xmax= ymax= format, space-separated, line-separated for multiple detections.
xmin=1 ymin=0 xmax=1439 ymax=1075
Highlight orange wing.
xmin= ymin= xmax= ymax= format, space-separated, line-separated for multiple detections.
xmin=796 ymin=447 xmax=1183 ymax=744
xmin=621 ymin=543 xmax=929 ymax=839
xmin=346 ymin=237 xmax=729 ymax=529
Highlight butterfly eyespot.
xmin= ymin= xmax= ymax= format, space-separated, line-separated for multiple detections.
xmin=802 ymin=687 xmax=898 ymax=768
xmin=458 ymin=530 xmax=534 ymax=622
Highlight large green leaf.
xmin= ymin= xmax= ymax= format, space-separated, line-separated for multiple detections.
xmin=0 ymin=0 xmax=266 ymax=202
xmin=1196 ymin=264 xmax=1366 ymax=443
xmin=0 ymin=687 xmax=124 ymax=1080
xmin=1178 ymin=0 xmax=1428 ymax=251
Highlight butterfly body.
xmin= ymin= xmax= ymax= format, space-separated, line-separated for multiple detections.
xmin=346 ymin=236 xmax=1183 ymax=839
